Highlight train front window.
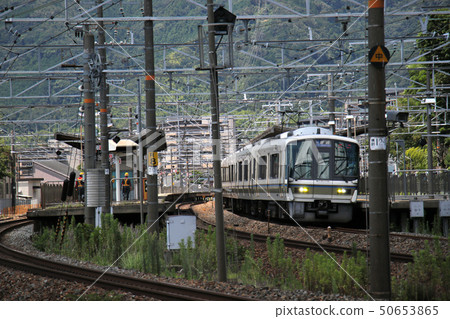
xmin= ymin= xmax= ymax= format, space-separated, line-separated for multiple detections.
xmin=288 ymin=140 xmax=314 ymax=179
xmin=335 ymin=142 xmax=359 ymax=179
xmin=287 ymin=139 xmax=358 ymax=180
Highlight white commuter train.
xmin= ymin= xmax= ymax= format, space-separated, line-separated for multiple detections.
xmin=222 ymin=126 xmax=360 ymax=223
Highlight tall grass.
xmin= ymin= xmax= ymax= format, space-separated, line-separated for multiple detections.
xmin=392 ymin=239 xmax=449 ymax=301
xmin=32 ymin=215 xmax=448 ymax=300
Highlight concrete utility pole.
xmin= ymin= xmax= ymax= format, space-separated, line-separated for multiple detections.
xmin=207 ymin=0 xmax=227 ymax=282
xmin=137 ymin=78 xmax=144 ymax=224
xmin=83 ymin=30 xmax=96 ymax=225
xmin=368 ymin=0 xmax=391 ymax=300
xmin=328 ymin=74 xmax=335 ymax=134
xmin=97 ymin=0 xmax=111 ymax=214
xmin=10 ymin=128 xmax=16 ymax=215
xmin=426 ymin=69 xmax=434 ymax=194
xmin=144 ymin=0 xmax=159 ymax=232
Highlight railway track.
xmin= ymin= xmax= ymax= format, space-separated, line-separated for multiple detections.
xmin=309 ymin=225 xmax=449 ymax=242
xmin=187 ymin=204 xmax=415 ymax=263
xmin=0 ymin=219 xmax=252 ymax=301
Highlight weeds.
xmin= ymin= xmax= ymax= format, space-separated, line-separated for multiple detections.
xmin=392 ymin=238 xmax=449 ymax=301
xmin=32 ymin=215 xmax=448 ymax=300
xmin=300 ymin=249 xmax=368 ymax=297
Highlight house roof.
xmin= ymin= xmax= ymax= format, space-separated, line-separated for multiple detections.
xmin=33 ymin=160 xmax=76 ymax=179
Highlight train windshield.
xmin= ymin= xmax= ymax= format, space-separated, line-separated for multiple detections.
xmin=287 ymin=139 xmax=359 ymax=181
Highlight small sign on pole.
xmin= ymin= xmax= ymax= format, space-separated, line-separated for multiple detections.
xmin=369 ymin=45 xmax=390 ymax=68
xmin=410 ymin=201 xmax=424 ymax=234
xmin=440 ymin=200 xmax=450 ymax=237
xmin=370 ymin=136 xmax=387 ymax=150
xmin=148 ymin=151 xmax=158 ymax=167
xmin=439 ymin=200 xmax=450 ymax=217
xmin=410 ymin=201 xmax=424 ymax=218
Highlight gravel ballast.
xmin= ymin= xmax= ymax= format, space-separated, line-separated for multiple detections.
xmin=2 ymin=203 xmax=446 ymax=301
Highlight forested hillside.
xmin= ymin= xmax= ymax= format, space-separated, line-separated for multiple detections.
xmin=0 ymin=1 xmax=448 ymax=152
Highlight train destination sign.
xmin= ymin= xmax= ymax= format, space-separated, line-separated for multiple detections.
xmin=369 ymin=45 xmax=390 ymax=68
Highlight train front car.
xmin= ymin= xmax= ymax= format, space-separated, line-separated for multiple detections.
xmin=222 ymin=126 xmax=360 ymax=224
xmin=284 ymin=127 xmax=359 ymax=223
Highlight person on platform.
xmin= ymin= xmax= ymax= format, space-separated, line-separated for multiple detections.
xmin=121 ymin=172 xmax=131 ymax=200
xmin=75 ymin=172 xmax=85 ymax=201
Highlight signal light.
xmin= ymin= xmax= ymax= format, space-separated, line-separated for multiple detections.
xmin=214 ymin=6 xmax=236 ymax=35
xmin=386 ymin=111 xmax=408 ymax=123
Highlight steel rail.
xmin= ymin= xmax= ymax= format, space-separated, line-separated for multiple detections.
xmin=0 ymin=219 xmax=252 ymax=301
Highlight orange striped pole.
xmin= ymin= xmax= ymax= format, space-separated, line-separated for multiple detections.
xmin=83 ymin=30 xmax=96 ymax=226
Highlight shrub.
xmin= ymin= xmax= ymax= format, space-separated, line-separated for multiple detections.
xmin=392 ymin=239 xmax=449 ymax=300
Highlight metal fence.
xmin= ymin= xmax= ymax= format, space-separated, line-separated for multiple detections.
xmin=359 ymin=170 xmax=450 ymax=197
xmin=1 ymin=198 xmax=38 ymax=217
xmin=41 ymin=181 xmax=64 ymax=209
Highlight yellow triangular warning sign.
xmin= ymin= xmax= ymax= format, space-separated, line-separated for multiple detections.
xmin=370 ymin=46 xmax=389 ymax=63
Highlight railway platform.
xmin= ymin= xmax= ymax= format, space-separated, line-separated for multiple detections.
xmin=26 ymin=192 xmax=212 ymax=232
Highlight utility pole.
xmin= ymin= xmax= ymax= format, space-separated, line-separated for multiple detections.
xmin=328 ymin=74 xmax=335 ymax=134
xmin=368 ymin=0 xmax=391 ymax=300
xmin=10 ymin=128 xmax=16 ymax=216
xmin=83 ymin=30 xmax=96 ymax=225
xmin=137 ymin=78 xmax=144 ymax=224
xmin=144 ymin=0 xmax=159 ymax=232
xmin=97 ymin=0 xmax=111 ymax=215
xmin=207 ymin=0 xmax=227 ymax=282
xmin=426 ymin=69 xmax=434 ymax=194
xmin=128 ymin=106 xmax=133 ymax=134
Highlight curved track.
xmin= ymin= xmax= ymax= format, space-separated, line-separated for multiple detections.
xmin=0 ymin=219 xmax=252 ymax=301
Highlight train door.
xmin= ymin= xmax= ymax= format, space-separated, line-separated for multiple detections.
xmin=252 ymin=157 xmax=256 ymax=196
xmin=243 ymin=159 xmax=249 ymax=199
xmin=269 ymin=153 xmax=280 ymax=196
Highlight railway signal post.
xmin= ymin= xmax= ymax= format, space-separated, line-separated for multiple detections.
xmin=206 ymin=0 xmax=235 ymax=282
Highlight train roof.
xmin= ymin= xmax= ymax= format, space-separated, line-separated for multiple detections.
xmin=224 ymin=126 xmax=359 ymax=163
xmin=279 ymin=126 xmax=333 ymax=138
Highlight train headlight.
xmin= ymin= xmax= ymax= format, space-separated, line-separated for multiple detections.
xmin=298 ymin=187 xmax=309 ymax=193
xmin=337 ymin=188 xmax=348 ymax=194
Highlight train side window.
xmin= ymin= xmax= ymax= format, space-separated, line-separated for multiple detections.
xmin=252 ymin=158 xmax=256 ymax=180
xmin=231 ymin=165 xmax=234 ymax=182
xmin=258 ymin=156 xmax=267 ymax=180
xmin=238 ymin=161 xmax=243 ymax=181
xmin=244 ymin=160 xmax=249 ymax=181
xmin=270 ymin=153 xmax=279 ymax=179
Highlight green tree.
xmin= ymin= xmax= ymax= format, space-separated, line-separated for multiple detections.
xmin=0 ymin=143 xmax=12 ymax=179
xmin=403 ymin=12 xmax=450 ymax=168
xmin=405 ymin=147 xmax=427 ymax=170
